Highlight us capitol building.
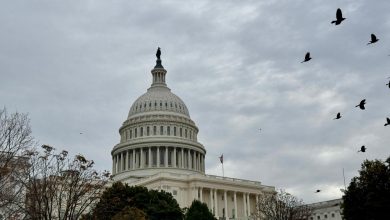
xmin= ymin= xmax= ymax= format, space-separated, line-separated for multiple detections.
xmin=111 ymin=49 xmax=275 ymax=219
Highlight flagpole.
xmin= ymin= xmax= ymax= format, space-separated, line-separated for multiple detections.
xmin=219 ymin=153 xmax=224 ymax=177
xmin=222 ymin=163 xmax=224 ymax=177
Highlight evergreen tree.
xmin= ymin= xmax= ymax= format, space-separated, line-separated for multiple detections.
xmin=342 ymin=157 xmax=390 ymax=220
xmin=86 ymin=182 xmax=183 ymax=220
xmin=184 ymin=200 xmax=216 ymax=220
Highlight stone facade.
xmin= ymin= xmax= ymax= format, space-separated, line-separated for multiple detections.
xmin=308 ymin=199 xmax=343 ymax=220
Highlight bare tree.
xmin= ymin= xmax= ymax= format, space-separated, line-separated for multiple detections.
xmin=0 ymin=107 xmax=34 ymax=218
xmin=10 ymin=145 xmax=111 ymax=220
xmin=253 ymin=189 xmax=312 ymax=220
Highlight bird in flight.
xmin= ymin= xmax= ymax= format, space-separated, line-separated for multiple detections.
xmin=355 ymin=99 xmax=366 ymax=110
xmin=301 ymin=52 xmax=312 ymax=63
xmin=333 ymin=112 xmax=342 ymax=120
xmin=80 ymin=132 xmax=83 ymax=134
xmin=367 ymin=34 xmax=379 ymax=45
xmin=315 ymin=189 xmax=321 ymax=193
xmin=331 ymin=8 xmax=346 ymax=25
xmin=385 ymin=117 xmax=390 ymax=126
xmin=358 ymin=145 xmax=366 ymax=153
xmin=386 ymin=80 xmax=390 ymax=88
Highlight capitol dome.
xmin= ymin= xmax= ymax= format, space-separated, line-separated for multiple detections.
xmin=111 ymin=52 xmax=206 ymax=182
xmin=128 ymin=85 xmax=190 ymax=119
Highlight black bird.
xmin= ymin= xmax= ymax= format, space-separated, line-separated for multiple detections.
xmin=301 ymin=52 xmax=312 ymax=63
xmin=367 ymin=34 xmax=379 ymax=45
xmin=315 ymin=190 xmax=321 ymax=193
xmin=358 ymin=145 xmax=366 ymax=153
xmin=386 ymin=80 xmax=390 ymax=88
xmin=355 ymin=99 xmax=366 ymax=110
xmin=333 ymin=112 xmax=342 ymax=120
xmin=385 ymin=117 xmax=390 ymax=126
xmin=331 ymin=8 xmax=346 ymax=25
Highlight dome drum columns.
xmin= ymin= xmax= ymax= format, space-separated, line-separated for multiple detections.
xmin=112 ymin=146 xmax=205 ymax=174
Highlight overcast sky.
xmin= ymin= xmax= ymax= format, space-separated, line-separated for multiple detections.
xmin=1 ymin=0 xmax=390 ymax=204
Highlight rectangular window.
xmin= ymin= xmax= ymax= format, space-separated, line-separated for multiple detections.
xmin=167 ymin=126 xmax=170 ymax=135
xmin=189 ymin=131 xmax=192 ymax=139
xmin=174 ymin=127 xmax=176 ymax=136
xmin=153 ymin=126 xmax=156 ymax=135
xmin=130 ymin=130 xmax=132 ymax=138
xmin=185 ymin=129 xmax=187 ymax=138
xmin=140 ymin=127 xmax=143 ymax=137
xmin=125 ymin=130 xmax=128 ymax=140
xmin=135 ymin=128 xmax=137 ymax=138
xmin=160 ymin=126 xmax=163 ymax=135
xmin=147 ymin=126 xmax=150 ymax=136
xmin=180 ymin=128 xmax=182 ymax=137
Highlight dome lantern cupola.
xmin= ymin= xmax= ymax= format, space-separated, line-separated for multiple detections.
xmin=151 ymin=47 xmax=167 ymax=88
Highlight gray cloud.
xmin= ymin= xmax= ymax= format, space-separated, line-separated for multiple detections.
xmin=1 ymin=0 xmax=390 ymax=204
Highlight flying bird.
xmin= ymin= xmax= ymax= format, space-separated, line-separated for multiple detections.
xmin=79 ymin=132 xmax=83 ymax=134
xmin=355 ymin=99 xmax=366 ymax=110
xmin=301 ymin=52 xmax=312 ymax=63
xmin=315 ymin=190 xmax=321 ymax=193
xmin=331 ymin=8 xmax=346 ymax=25
xmin=333 ymin=112 xmax=342 ymax=120
xmin=384 ymin=117 xmax=390 ymax=126
xmin=386 ymin=80 xmax=390 ymax=88
xmin=358 ymin=145 xmax=366 ymax=153
xmin=367 ymin=34 xmax=379 ymax=45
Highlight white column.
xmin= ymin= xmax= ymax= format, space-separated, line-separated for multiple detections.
xmin=243 ymin=193 xmax=247 ymax=217
xmin=125 ymin=150 xmax=129 ymax=170
xmin=132 ymin=149 xmax=136 ymax=169
xmin=140 ymin=148 xmax=144 ymax=168
xmin=247 ymin=193 xmax=251 ymax=216
xmin=195 ymin=152 xmax=198 ymax=170
xmin=256 ymin=194 xmax=259 ymax=220
xmin=119 ymin=153 xmax=122 ymax=172
xmin=194 ymin=187 xmax=198 ymax=201
xmin=157 ymin=147 xmax=160 ymax=168
xmin=148 ymin=147 xmax=152 ymax=168
xmin=224 ymin=190 xmax=229 ymax=219
xmin=173 ymin=147 xmax=177 ymax=168
xmin=112 ymin=156 xmax=115 ymax=174
xmin=234 ymin=191 xmax=237 ymax=219
xmin=203 ymin=155 xmax=205 ymax=171
xmin=200 ymin=187 xmax=203 ymax=202
xmin=165 ymin=146 xmax=168 ymax=167
xmin=214 ymin=189 xmax=219 ymax=218
xmin=209 ymin=189 xmax=213 ymax=213
xmin=188 ymin=150 xmax=191 ymax=169
xmin=181 ymin=148 xmax=184 ymax=168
